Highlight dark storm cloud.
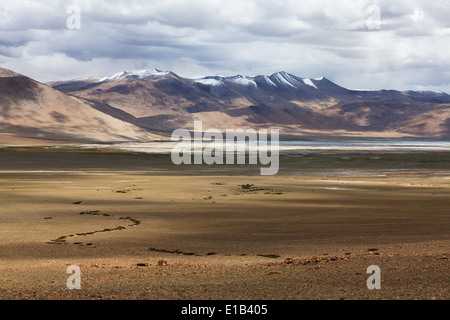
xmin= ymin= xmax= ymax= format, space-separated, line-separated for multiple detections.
xmin=0 ymin=0 xmax=449 ymax=92
xmin=0 ymin=30 xmax=34 ymax=48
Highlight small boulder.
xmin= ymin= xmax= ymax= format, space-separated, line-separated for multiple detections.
xmin=157 ymin=259 xmax=168 ymax=266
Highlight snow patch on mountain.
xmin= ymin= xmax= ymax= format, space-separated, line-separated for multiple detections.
xmin=302 ymin=78 xmax=318 ymax=89
xmin=77 ymin=76 xmax=109 ymax=82
xmin=228 ymin=76 xmax=257 ymax=87
xmin=272 ymin=72 xmax=299 ymax=88
xmin=263 ymin=75 xmax=277 ymax=87
xmin=194 ymin=78 xmax=223 ymax=86
xmin=192 ymin=72 xmax=328 ymax=91
xmin=193 ymin=75 xmax=257 ymax=88
xmin=102 ymin=69 xmax=169 ymax=82
xmin=405 ymin=90 xmax=448 ymax=96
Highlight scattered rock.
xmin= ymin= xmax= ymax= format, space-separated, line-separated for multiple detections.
xmin=266 ymin=272 xmax=282 ymax=275
xmin=47 ymin=214 xmax=138 ymax=246
xmin=149 ymin=247 xmax=197 ymax=256
xmin=137 ymin=262 xmax=149 ymax=267
xmin=279 ymin=255 xmax=349 ymax=266
xmin=257 ymin=254 xmax=281 ymax=259
xmin=80 ymin=210 xmax=100 ymax=215
xmin=157 ymin=259 xmax=168 ymax=266
xmin=240 ymin=184 xmax=266 ymax=192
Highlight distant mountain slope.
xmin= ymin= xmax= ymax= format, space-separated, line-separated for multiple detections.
xmin=49 ymin=69 xmax=450 ymax=138
xmin=0 ymin=67 xmax=161 ymax=144
xmin=49 ymin=70 xmax=231 ymax=118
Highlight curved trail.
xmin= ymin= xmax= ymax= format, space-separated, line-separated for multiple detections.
xmin=47 ymin=210 xmax=141 ymax=247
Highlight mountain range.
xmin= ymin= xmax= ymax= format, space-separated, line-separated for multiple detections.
xmin=1 ymin=66 xmax=449 ymax=145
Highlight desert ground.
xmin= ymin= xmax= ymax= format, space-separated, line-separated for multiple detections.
xmin=0 ymin=148 xmax=448 ymax=300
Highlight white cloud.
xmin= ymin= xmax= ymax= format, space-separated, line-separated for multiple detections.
xmin=0 ymin=0 xmax=449 ymax=92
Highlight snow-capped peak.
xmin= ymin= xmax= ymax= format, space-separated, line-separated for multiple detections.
xmin=193 ymin=75 xmax=257 ymax=88
xmin=263 ymin=75 xmax=277 ymax=87
xmin=227 ymin=75 xmax=257 ymax=87
xmin=405 ymin=89 xmax=448 ymax=96
xmin=271 ymin=71 xmax=301 ymax=88
xmin=192 ymin=71 xmax=325 ymax=91
xmin=193 ymin=77 xmax=223 ymax=87
xmin=101 ymin=69 xmax=169 ymax=82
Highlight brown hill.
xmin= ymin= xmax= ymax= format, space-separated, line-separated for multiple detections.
xmin=0 ymin=67 xmax=161 ymax=144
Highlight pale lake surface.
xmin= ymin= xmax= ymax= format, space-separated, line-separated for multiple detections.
xmin=75 ymin=139 xmax=450 ymax=154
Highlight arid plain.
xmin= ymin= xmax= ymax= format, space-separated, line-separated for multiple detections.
xmin=0 ymin=148 xmax=448 ymax=300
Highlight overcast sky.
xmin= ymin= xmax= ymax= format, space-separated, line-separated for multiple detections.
xmin=1 ymin=0 xmax=449 ymax=91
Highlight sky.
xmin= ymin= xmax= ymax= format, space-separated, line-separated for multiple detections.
xmin=1 ymin=0 xmax=450 ymax=92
